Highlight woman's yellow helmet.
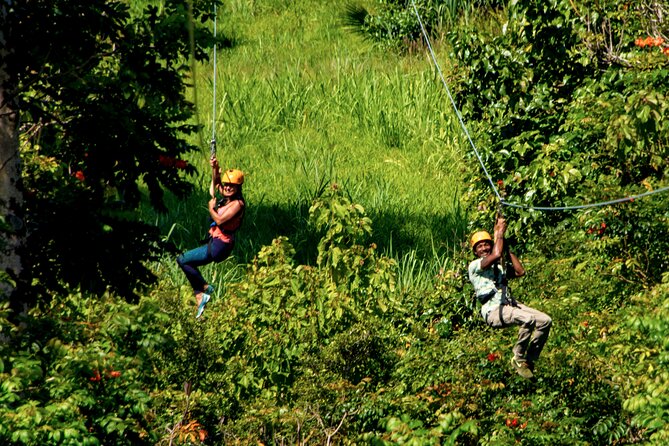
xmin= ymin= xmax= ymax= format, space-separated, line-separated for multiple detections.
xmin=222 ymin=169 xmax=244 ymax=185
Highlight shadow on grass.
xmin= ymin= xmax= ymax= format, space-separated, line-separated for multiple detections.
xmin=230 ymin=201 xmax=469 ymax=266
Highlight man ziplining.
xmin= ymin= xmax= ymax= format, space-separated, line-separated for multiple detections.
xmin=468 ymin=215 xmax=552 ymax=379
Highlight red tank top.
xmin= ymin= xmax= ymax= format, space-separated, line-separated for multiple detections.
xmin=209 ymin=200 xmax=244 ymax=243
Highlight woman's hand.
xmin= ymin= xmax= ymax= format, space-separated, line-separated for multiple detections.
xmin=208 ymin=197 xmax=217 ymax=209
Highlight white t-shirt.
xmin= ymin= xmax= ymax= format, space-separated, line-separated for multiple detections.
xmin=468 ymin=258 xmax=507 ymax=319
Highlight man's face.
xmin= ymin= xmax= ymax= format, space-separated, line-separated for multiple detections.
xmin=474 ymin=240 xmax=493 ymax=258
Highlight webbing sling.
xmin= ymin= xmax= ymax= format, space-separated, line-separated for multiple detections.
xmin=493 ymin=262 xmax=516 ymax=327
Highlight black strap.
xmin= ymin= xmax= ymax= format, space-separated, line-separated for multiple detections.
xmin=493 ymin=262 xmax=517 ymax=327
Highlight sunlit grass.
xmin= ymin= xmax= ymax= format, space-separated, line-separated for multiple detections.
xmin=142 ymin=0 xmax=475 ymax=296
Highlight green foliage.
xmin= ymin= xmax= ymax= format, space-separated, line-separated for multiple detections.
xmin=3 ymin=0 xmax=223 ymax=302
xmin=321 ymin=321 xmax=398 ymax=384
xmin=449 ymin=0 xmax=668 ymax=288
xmin=343 ymin=0 xmax=505 ymax=50
xmin=4 ymin=1 xmax=669 ymax=444
xmin=621 ymin=279 xmax=669 ymax=444
xmin=363 ymin=410 xmax=478 ymax=445
xmin=0 ymin=296 xmax=169 ymax=445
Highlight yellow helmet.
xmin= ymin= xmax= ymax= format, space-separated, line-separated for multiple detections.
xmin=470 ymin=231 xmax=493 ymax=251
xmin=222 ymin=169 xmax=244 ymax=185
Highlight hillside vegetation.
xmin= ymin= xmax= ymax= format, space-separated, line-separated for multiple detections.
xmin=2 ymin=0 xmax=669 ymax=445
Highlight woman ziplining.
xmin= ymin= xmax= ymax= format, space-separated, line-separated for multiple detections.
xmin=176 ymin=2 xmax=248 ymax=318
xmin=176 ymin=156 xmax=245 ymax=318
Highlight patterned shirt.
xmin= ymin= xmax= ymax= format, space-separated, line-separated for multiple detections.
xmin=468 ymin=258 xmax=509 ymax=319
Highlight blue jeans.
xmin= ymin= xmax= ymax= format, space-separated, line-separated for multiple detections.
xmin=177 ymin=238 xmax=233 ymax=292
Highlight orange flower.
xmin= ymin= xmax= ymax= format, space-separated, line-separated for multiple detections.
xmin=663 ymin=47 xmax=669 ymax=57
xmin=109 ymin=370 xmax=122 ymax=378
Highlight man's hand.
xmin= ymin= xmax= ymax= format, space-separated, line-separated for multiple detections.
xmin=494 ymin=216 xmax=507 ymax=239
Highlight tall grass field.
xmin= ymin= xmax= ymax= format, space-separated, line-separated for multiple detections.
xmin=142 ymin=0 xmax=472 ymax=297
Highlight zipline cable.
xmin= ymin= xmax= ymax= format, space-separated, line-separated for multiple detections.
xmin=410 ymin=0 xmax=669 ymax=212
xmin=409 ymin=0 xmax=502 ymax=205
xmin=210 ymin=3 xmax=217 ymax=160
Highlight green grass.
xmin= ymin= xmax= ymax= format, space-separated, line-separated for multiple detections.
xmin=142 ymin=0 xmax=472 ymax=294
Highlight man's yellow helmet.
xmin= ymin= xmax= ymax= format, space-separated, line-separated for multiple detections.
xmin=222 ymin=169 xmax=244 ymax=185
xmin=470 ymin=231 xmax=493 ymax=251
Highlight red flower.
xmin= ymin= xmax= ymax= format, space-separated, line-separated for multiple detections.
xmin=159 ymin=155 xmax=175 ymax=167
xmin=109 ymin=370 xmax=121 ymax=378
xmin=506 ymin=418 xmax=519 ymax=428
xmin=600 ymin=222 xmax=606 ymax=228
xmin=487 ymin=352 xmax=500 ymax=362
xmin=90 ymin=369 xmax=102 ymax=382
xmin=74 ymin=170 xmax=85 ymax=182
xmin=496 ymin=179 xmax=504 ymax=188
xmin=174 ymin=159 xmax=189 ymax=170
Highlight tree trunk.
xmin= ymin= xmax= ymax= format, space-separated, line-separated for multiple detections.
xmin=0 ymin=0 xmax=23 ymax=304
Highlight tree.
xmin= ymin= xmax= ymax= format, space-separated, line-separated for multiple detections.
xmin=0 ymin=0 xmax=225 ymax=305
xmin=0 ymin=0 xmax=23 ymax=303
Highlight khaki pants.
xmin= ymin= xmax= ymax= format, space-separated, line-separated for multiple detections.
xmin=485 ymin=303 xmax=552 ymax=364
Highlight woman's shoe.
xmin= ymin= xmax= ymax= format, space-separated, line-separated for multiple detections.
xmin=196 ymin=293 xmax=210 ymax=319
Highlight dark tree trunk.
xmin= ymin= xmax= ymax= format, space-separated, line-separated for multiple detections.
xmin=0 ymin=0 xmax=23 ymax=305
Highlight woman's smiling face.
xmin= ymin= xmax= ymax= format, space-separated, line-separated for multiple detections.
xmin=220 ymin=182 xmax=239 ymax=197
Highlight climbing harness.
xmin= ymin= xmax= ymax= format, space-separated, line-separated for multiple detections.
xmin=409 ymin=0 xmax=669 ymax=212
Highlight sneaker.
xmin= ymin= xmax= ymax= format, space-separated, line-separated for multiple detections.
xmin=511 ymin=357 xmax=534 ymax=379
xmin=196 ymin=293 xmax=210 ymax=319
xmin=205 ymin=284 xmax=215 ymax=295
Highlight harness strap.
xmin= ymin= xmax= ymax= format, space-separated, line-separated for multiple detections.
xmin=493 ymin=262 xmax=516 ymax=327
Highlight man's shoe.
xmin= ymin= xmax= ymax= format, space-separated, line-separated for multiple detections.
xmin=511 ymin=358 xmax=534 ymax=379
xmin=196 ymin=293 xmax=210 ymax=319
